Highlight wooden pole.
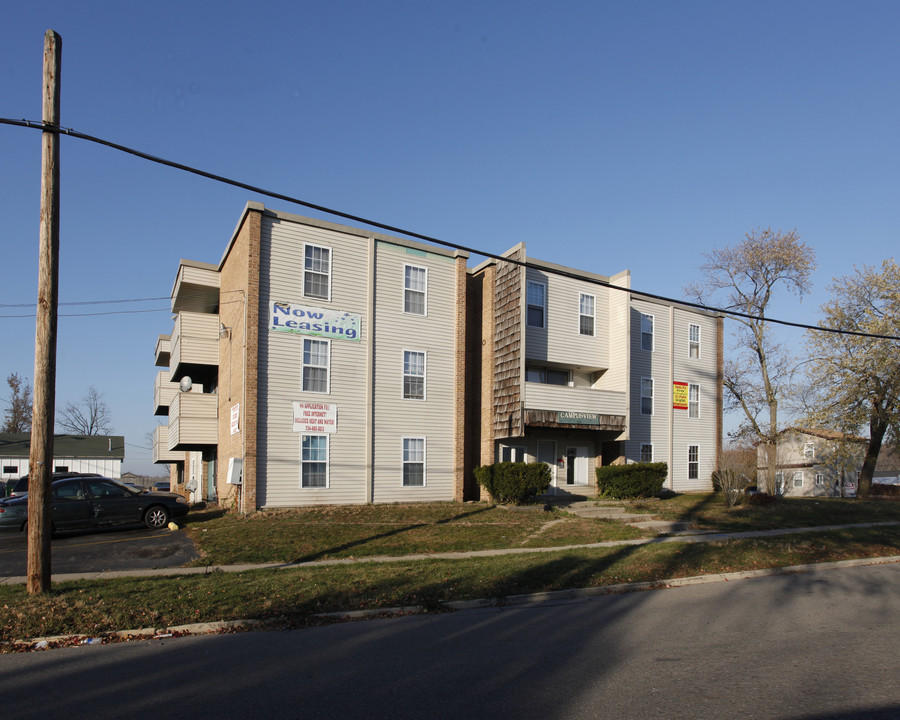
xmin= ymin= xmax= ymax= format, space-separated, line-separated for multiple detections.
xmin=27 ymin=29 xmax=62 ymax=595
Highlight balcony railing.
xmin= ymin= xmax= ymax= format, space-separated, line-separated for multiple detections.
xmin=155 ymin=334 xmax=171 ymax=368
xmin=153 ymin=425 xmax=184 ymax=463
xmin=167 ymin=391 xmax=218 ymax=451
xmin=154 ymin=370 xmax=179 ymax=416
xmin=524 ymin=382 xmax=626 ymax=417
xmin=169 ymin=311 xmax=220 ymax=380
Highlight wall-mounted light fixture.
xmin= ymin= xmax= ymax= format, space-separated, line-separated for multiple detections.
xmin=219 ymin=322 xmax=231 ymax=339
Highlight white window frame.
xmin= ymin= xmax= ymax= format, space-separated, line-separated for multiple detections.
xmin=302 ymin=338 xmax=330 ymax=394
xmin=403 ymin=264 xmax=427 ymax=316
xmin=303 ymin=243 xmax=332 ymax=301
xmin=579 ymin=293 xmax=595 ymax=337
xmin=688 ymin=444 xmax=699 ymax=480
xmin=815 ymin=473 xmax=825 ymax=487
xmin=300 ymin=434 xmax=329 ymax=489
xmin=803 ymin=442 xmax=815 ymax=460
xmin=775 ymin=471 xmax=785 ymax=494
xmin=689 ymin=323 xmax=701 ymax=359
xmin=641 ymin=377 xmax=654 ymax=416
xmin=526 ymin=280 xmax=546 ymax=329
xmin=641 ymin=313 xmax=654 ymax=351
xmin=793 ymin=471 xmax=804 ymax=488
xmin=688 ymin=383 xmax=700 ymax=419
xmin=402 ymin=437 xmax=426 ymax=487
xmin=640 ymin=443 xmax=653 ymax=463
xmin=402 ymin=350 xmax=426 ymax=400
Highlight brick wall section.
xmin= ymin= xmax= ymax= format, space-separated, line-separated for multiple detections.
xmin=453 ymin=256 xmax=467 ymax=501
xmin=217 ymin=207 xmax=261 ymax=512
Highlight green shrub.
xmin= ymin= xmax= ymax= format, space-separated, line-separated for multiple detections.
xmin=475 ymin=462 xmax=551 ymax=504
xmin=596 ymin=462 xmax=667 ymax=499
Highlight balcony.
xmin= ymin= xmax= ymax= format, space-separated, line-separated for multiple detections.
xmin=155 ymin=335 xmax=171 ymax=368
xmin=167 ymin=391 xmax=218 ymax=451
xmin=171 ymin=261 xmax=219 ymax=314
xmin=169 ymin=311 xmax=220 ymax=382
xmin=524 ymin=383 xmax=626 ymax=430
xmin=154 ymin=370 xmax=179 ymax=416
xmin=153 ymin=425 xmax=184 ymax=464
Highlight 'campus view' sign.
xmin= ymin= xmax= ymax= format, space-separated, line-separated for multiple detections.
xmin=270 ymin=302 xmax=361 ymax=341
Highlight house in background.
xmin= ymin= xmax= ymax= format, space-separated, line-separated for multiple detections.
xmin=0 ymin=433 xmax=125 ymax=483
xmin=756 ymin=428 xmax=867 ymax=497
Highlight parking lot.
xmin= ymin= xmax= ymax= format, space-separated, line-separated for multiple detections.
xmin=0 ymin=525 xmax=198 ymax=579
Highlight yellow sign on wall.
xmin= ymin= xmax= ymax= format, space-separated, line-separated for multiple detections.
xmin=673 ymin=381 xmax=688 ymax=410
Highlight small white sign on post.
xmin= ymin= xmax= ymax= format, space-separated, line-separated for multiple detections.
xmin=230 ymin=404 xmax=240 ymax=435
xmin=292 ymin=402 xmax=337 ymax=434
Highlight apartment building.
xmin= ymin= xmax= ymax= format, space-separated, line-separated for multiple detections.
xmin=153 ymin=202 xmax=468 ymax=509
xmin=153 ymin=203 xmax=723 ymax=509
xmin=469 ymin=244 xmax=722 ymax=495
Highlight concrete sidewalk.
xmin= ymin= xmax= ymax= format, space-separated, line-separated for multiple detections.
xmin=2 ymin=520 xmax=897 ymax=586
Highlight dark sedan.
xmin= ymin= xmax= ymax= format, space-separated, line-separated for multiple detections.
xmin=0 ymin=476 xmax=189 ymax=532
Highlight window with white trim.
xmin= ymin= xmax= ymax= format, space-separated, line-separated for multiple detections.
xmin=775 ymin=472 xmax=785 ymax=494
xmin=689 ymin=324 xmax=700 ymax=359
xmin=641 ymin=313 xmax=654 ymax=351
xmin=688 ymin=383 xmax=700 ymax=418
xmin=579 ymin=293 xmax=595 ymax=336
xmin=640 ymin=443 xmax=653 ymax=463
xmin=641 ymin=377 xmax=654 ymax=415
xmin=688 ymin=445 xmax=699 ymax=480
xmin=815 ymin=473 xmax=825 ymax=487
xmin=403 ymin=438 xmax=425 ymax=486
xmin=404 ymin=265 xmax=427 ymax=315
xmin=403 ymin=350 xmax=426 ymax=400
xmin=303 ymin=244 xmax=331 ymax=300
xmin=793 ymin=471 xmax=804 ymax=488
xmin=526 ymin=281 xmax=546 ymax=328
xmin=302 ymin=338 xmax=329 ymax=393
xmin=803 ymin=442 xmax=815 ymax=459
xmin=301 ymin=434 xmax=328 ymax=488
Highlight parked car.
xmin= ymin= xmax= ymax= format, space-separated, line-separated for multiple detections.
xmin=0 ymin=476 xmax=189 ymax=532
xmin=8 ymin=471 xmax=102 ymax=498
xmin=153 ymin=481 xmax=171 ymax=492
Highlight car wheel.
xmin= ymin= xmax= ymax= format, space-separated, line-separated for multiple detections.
xmin=144 ymin=505 xmax=170 ymax=529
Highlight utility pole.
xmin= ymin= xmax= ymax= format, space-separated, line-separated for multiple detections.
xmin=27 ymin=29 xmax=62 ymax=595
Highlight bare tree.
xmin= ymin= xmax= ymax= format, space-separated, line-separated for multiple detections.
xmin=806 ymin=260 xmax=900 ymax=498
xmin=57 ymin=385 xmax=113 ymax=436
xmin=3 ymin=373 xmax=33 ymax=433
xmin=686 ymin=227 xmax=816 ymax=494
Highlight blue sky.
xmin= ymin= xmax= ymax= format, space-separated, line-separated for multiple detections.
xmin=2 ymin=1 xmax=898 ymax=473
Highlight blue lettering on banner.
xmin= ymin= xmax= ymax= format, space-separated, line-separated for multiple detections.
xmin=270 ymin=302 xmax=361 ymax=341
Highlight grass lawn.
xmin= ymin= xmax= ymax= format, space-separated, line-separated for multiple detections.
xmin=1 ymin=494 xmax=898 ymax=648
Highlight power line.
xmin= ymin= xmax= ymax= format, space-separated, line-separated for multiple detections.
xmin=3 ymin=116 xmax=899 ymax=342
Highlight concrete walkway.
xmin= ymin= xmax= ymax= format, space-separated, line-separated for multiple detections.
xmin=2 ymin=520 xmax=897 ymax=586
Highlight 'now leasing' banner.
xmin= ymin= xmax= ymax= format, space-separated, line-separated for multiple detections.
xmin=270 ymin=301 xmax=361 ymax=341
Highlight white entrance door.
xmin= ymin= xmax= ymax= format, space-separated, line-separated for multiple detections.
xmin=565 ymin=446 xmax=591 ymax=486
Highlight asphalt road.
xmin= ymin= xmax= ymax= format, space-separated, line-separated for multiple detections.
xmin=0 ymin=525 xmax=197 ymax=577
xmin=1 ymin=561 xmax=898 ymax=719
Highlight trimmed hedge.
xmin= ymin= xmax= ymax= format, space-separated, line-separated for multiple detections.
xmin=474 ymin=462 xmax=551 ymax=504
xmin=596 ymin=462 xmax=667 ymax=499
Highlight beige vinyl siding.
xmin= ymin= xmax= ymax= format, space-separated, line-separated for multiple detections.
xmin=670 ymin=309 xmax=719 ymax=491
xmin=524 ymin=267 xmax=608 ymax=368
xmin=169 ymin=312 xmax=220 ymax=373
xmin=154 ymin=370 xmax=178 ymax=415
xmin=153 ymin=425 xmax=183 ymax=463
xmin=596 ymin=272 xmax=630 ymax=438
xmin=625 ymin=299 xmax=672 ymax=469
xmin=257 ymin=216 xmax=370 ymax=507
xmin=171 ymin=263 xmax=219 ymax=314
xmin=371 ymin=242 xmax=457 ymax=502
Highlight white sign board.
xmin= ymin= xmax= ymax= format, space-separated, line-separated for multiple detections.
xmin=270 ymin=302 xmax=361 ymax=341
xmin=292 ymin=402 xmax=337 ymax=434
